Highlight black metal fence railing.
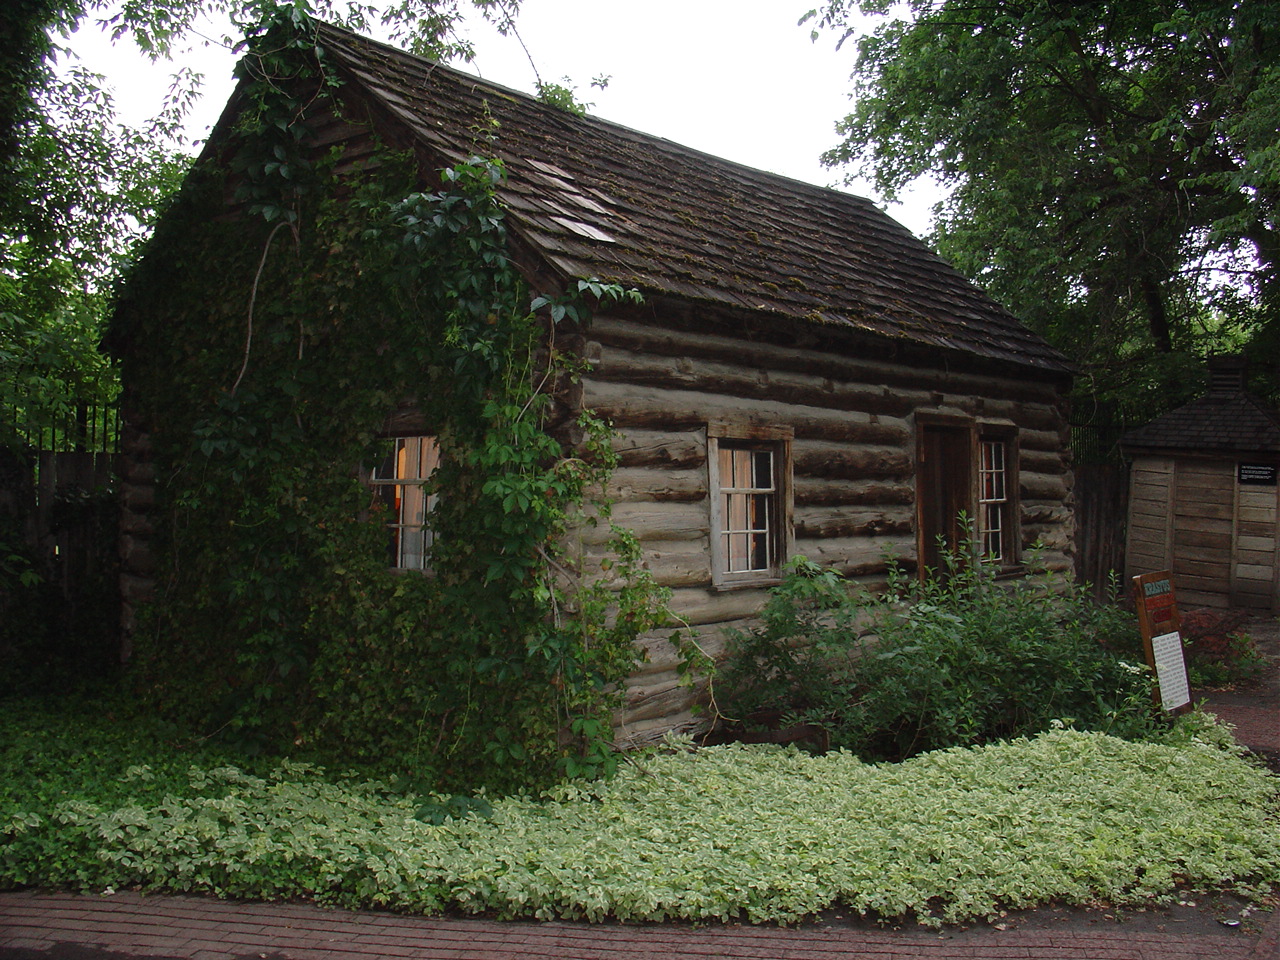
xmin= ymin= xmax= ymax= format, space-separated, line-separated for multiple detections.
xmin=1070 ymin=422 xmax=1123 ymax=467
xmin=1069 ymin=394 xmax=1174 ymax=467
xmin=3 ymin=400 xmax=122 ymax=455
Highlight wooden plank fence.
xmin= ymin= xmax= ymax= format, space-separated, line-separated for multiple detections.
xmin=1073 ymin=462 xmax=1128 ymax=594
xmin=1070 ymin=415 xmax=1137 ymax=597
xmin=1 ymin=401 xmax=123 ymax=677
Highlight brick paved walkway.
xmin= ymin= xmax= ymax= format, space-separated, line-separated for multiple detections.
xmin=2 ymin=890 xmax=1278 ymax=960
xmin=1199 ymin=617 xmax=1280 ymax=759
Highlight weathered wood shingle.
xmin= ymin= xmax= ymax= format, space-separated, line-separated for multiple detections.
xmin=313 ymin=21 xmax=1069 ymax=375
xmin=1123 ymin=393 xmax=1280 ymax=454
xmin=1123 ymin=356 xmax=1280 ymax=454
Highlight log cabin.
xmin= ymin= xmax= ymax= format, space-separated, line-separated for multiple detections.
xmin=113 ymin=20 xmax=1076 ymax=747
xmin=1123 ymin=356 xmax=1280 ymax=613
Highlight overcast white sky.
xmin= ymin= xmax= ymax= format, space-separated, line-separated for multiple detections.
xmin=63 ymin=0 xmax=942 ymax=236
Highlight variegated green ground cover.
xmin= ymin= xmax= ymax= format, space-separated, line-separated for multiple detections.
xmin=2 ymin=703 xmax=1277 ymax=926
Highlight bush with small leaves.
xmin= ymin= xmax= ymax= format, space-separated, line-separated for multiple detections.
xmin=719 ymin=555 xmax=1159 ymax=760
xmin=1 ymin=701 xmax=1276 ymax=927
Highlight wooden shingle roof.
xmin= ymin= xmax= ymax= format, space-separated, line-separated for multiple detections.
xmin=1123 ymin=393 xmax=1280 ymax=454
xmin=312 ymin=21 xmax=1070 ymax=375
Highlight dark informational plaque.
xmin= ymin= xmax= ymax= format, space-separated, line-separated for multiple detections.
xmin=1238 ymin=463 xmax=1278 ymax=486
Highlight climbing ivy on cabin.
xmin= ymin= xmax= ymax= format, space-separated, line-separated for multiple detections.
xmin=112 ymin=13 xmax=664 ymax=791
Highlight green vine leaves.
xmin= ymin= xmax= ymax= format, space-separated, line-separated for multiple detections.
xmin=121 ymin=13 xmax=671 ymax=791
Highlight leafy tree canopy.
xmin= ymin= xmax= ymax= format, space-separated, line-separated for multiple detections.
xmin=1 ymin=0 xmax=518 ymax=447
xmin=809 ymin=0 xmax=1280 ymax=407
xmin=2 ymin=3 xmax=190 ymax=445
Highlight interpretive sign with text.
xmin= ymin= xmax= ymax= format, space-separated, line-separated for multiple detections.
xmin=1131 ymin=571 xmax=1192 ymax=713
xmin=1238 ymin=462 xmax=1278 ymax=486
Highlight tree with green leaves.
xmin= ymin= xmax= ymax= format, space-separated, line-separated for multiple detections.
xmin=1 ymin=62 xmax=192 ymax=447
xmin=808 ymin=1 xmax=1279 ymax=408
xmin=1 ymin=0 xmax=522 ymax=451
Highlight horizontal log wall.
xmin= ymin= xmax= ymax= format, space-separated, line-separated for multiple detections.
xmin=580 ymin=313 xmax=1075 ymax=746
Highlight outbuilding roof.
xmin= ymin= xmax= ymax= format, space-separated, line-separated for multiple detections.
xmin=295 ymin=22 xmax=1070 ymax=375
xmin=1122 ymin=392 xmax=1280 ymax=455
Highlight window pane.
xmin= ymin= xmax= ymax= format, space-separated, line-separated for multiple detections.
xmin=982 ymin=503 xmax=1004 ymax=561
xmin=369 ymin=435 xmax=439 ymax=569
xmin=406 ymin=436 xmax=441 ymax=480
xmin=376 ymin=478 xmax=400 ymax=514
xmin=719 ymin=446 xmax=735 ymax=487
xmin=725 ymin=492 xmax=745 ymax=530
xmin=749 ymin=492 xmax=770 ymax=529
xmin=725 ymin=532 xmax=748 ymax=572
xmin=751 ymin=450 xmax=773 ymax=488
xmin=400 ymin=523 xmax=428 ymax=570
xmin=401 ymin=482 xmax=427 ymax=528
xmin=715 ymin=440 xmax=783 ymax=579
xmin=373 ymin=448 xmax=397 ymax=482
xmin=980 ymin=441 xmax=1005 ymax=501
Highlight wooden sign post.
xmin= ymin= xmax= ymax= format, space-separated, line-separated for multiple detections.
xmin=1131 ymin=571 xmax=1192 ymax=714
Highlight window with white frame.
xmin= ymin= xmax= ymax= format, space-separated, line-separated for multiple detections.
xmin=978 ymin=437 xmax=1010 ymax=563
xmin=708 ymin=428 xmax=792 ymax=586
xmin=369 ymin=436 xmax=440 ymax=570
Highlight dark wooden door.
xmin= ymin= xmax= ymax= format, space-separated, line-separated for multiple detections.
xmin=918 ymin=424 xmax=971 ymax=576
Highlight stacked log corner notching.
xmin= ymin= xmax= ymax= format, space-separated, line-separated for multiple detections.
xmin=116 ymin=415 xmax=155 ymax=660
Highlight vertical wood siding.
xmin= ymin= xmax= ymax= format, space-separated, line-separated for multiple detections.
xmin=1234 ymin=484 xmax=1279 ymax=609
xmin=1127 ymin=455 xmax=1279 ymax=612
xmin=1125 ymin=458 xmax=1174 ymax=578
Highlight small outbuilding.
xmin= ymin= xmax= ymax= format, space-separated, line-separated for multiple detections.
xmin=1123 ymin=356 xmax=1280 ymax=612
